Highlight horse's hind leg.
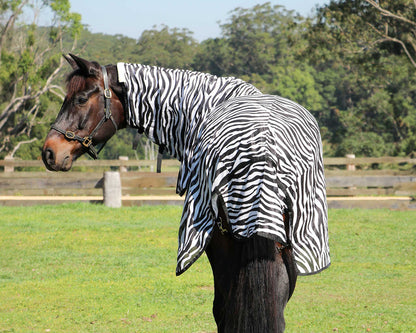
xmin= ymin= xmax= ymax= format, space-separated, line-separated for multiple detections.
xmin=206 ymin=224 xmax=297 ymax=333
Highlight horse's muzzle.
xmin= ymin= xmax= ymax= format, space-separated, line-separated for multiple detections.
xmin=42 ymin=137 xmax=74 ymax=172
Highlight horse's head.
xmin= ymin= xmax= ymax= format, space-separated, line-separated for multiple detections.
xmin=42 ymin=54 xmax=126 ymax=171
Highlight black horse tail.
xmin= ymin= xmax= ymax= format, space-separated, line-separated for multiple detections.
xmin=232 ymin=236 xmax=297 ymax=332
xmin=207 ymin=230 xmax=298 ymax=333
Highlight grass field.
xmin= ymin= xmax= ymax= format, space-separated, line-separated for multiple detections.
xmin=0 ymin=204 xmax=415 ymax=333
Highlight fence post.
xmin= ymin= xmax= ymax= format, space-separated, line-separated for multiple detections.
xmin=346 ymin=154 xmax=356 ymax=171
xmin=119 ymin=156 xmax=128 ymax=172
xmin=103 ymin=171 xmax=122 ymax=208
xmin=4 ymin=156 xmax=14 ymax=173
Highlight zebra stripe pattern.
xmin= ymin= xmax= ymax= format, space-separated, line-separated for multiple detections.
xmin=117 ymin=63 xmax=330 ymax=276
xmin=117 ymin=63 xmax=261 ymax=160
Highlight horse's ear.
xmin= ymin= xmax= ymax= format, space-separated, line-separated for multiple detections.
xmin=65 ymin=53 xmax=101 ymax=77
xmin=63 ymin=54 xmax=78 ymax=69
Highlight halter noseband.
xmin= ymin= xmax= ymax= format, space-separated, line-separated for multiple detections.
xmin=50 ymin=65 xmax=118 ymax=159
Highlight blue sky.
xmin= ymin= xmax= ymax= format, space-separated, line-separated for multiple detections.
xmin=61 ymin=0 xmax=329 ymax=41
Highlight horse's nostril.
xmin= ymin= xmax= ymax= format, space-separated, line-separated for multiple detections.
xmin=43 ymin=148 xmax=55 ymax=164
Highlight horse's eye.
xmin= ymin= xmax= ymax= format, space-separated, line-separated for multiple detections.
xmin=76 ymin=96 xmax=88 ymax=105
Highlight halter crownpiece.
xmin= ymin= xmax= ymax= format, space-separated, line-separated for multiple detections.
xmin=51 ymin=65 xmax=118 ymax=159
xmin=101 ymin=65 xmax=117 ymax=128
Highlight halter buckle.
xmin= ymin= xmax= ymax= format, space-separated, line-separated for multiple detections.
xmin=65 ymin=131 xmax=75 ymax=139
xmin=82 ymin=136 xmax=93 ymax=147
xmin=104 ymin=88 xmax=112 ymax=99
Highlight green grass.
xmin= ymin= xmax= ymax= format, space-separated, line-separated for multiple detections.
xmin=286 ymin=209 xmax=416 ymax=333
xmin=0 ymin=205 xmax=415 ymax=332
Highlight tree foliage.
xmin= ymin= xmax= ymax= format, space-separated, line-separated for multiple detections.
xmin=307 ymin=0 xmax=416 ymax=156
xmin=0 ymin=0 xmax=81 ymax=158
xmin=135 ymin=25 xmax=198 ymax=69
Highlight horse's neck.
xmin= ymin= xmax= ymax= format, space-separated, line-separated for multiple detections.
xmin=119 ymin=63 xmax=260 ymax=159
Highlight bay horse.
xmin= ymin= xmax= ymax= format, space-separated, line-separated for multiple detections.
xmin=42 ymin=54 xmax=330 ymax=332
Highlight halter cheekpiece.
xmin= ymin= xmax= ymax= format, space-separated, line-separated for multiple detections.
xmin=50 ymin=65 xmax=118 ymax=159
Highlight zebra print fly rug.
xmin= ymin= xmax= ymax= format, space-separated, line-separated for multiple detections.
xmin=117 ymin=63 xmax=330 ymax=276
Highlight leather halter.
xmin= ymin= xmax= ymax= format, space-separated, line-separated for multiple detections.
xmin=50 ymin=66 xmax=118 ymax=159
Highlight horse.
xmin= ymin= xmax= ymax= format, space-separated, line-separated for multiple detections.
xmin=42 ymin=54 xmax=330 ymax=332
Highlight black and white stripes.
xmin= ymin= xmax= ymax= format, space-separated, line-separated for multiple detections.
xmin=117 ymin=63 xmax=330 ymax=276
xmin=117 ymin=63 xmax=261 ymax=160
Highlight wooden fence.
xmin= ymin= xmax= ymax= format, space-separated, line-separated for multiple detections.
xmin=1 ymin=156 xmax=415 ymax=208
xmin=1 ymin=155 xmax=415 ymax=170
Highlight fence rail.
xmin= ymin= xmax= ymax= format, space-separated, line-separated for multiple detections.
xmin=0 ymin=158 xmax=181 ymax=170
xmin=1 ymin=172 xmax=415 ymax=196
xmin=1 ymin=157 xmax=415 ymax=208
xmin=323 ymin=156 xmax=416 ymax=166
xmin=1 ymin=156 xmax=416 ymax=169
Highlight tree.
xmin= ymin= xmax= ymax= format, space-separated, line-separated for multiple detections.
xmin=0 ymin=1 xmax=27 ymax=62
xmin=365 ymin=0 xmax=416 ymax=68
xmin=217 ymin=3 xmax=305 ymax=77
xmin=192 ymin=38 xmax=231 ymax=76
xmin=307 ymin=0 xmax=416 ymax=156
xmin=134 ymin=25 xmax=198 ymax=69
xmin=0 ymin=0 xmax=81 ymax=158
